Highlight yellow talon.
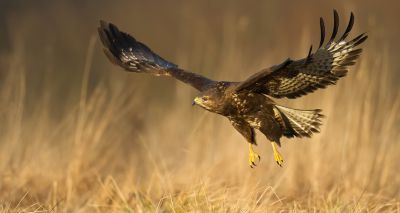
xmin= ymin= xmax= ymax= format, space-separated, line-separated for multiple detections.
xmin=248 ymin=144 xmax=261 ymax=168
xmin=272 ymin=142 xmax=284 ymax=167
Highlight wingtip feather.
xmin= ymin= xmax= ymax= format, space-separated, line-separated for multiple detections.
xmin=339 ymin=12 xmax=354 ymax=41
xmin=328 ymin=10 xmax=340 ymax=44
xmin=319 ymin=17 xmax=325 ymax=48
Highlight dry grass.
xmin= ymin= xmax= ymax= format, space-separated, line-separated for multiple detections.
xmin=0 ymin=1 xmax=399 ymax=212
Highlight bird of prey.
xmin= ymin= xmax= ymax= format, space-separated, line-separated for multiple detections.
xmin=98 ymin=10 xmax=367 ymax=167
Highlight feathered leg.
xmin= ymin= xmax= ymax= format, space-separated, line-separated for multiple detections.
xmin=257 ymin=115 xmax=284 ymax=167
xmin=230 ymin=119 xmax=260 ymax=168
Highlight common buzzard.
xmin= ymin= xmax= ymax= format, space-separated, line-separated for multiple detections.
xmin=98 ymin=10 xmax=367 ymax=167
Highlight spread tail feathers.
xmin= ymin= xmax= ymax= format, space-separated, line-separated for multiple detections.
xmin=274 ymin=105 xmax=324 ymax=138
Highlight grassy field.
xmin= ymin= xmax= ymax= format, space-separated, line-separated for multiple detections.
xmin=0 ymin=1 xmax=399 ymax=212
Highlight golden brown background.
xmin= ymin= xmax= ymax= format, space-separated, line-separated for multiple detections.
xmin=0 ymin=0 xmax=399 ymax=211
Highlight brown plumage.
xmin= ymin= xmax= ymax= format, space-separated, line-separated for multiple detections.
xmin=98 ymin=10 xmax=367 ymax=167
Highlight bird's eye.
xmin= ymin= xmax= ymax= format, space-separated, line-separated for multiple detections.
xmin=202 ymin=96 xmax=209 ymax=101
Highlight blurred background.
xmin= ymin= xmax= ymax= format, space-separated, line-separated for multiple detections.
xmin=0 ymin=0 xmax=399 ymax=211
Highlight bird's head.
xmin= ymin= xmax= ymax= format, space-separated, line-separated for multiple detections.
xmin=193 ymin=82 xmax=229 ymax=115
xmin=192 ymin=84 xmax=227 ymax=114
xmin=192 ymin=95 xmax=213 ymax=110
xmin=193 ymin=95 xmax=216 ymax=111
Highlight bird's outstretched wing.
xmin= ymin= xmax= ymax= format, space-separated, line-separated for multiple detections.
xmin=235 ymin=10 xmax=367 ymax=99
xmin=98 ymin=21 xmax=214 ymax=91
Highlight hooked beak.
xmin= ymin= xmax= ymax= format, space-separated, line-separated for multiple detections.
xmin=192 ymin=97 xmax=201 ymax=106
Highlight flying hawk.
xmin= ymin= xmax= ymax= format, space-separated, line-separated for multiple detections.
xmin=98 ymin=10 xmax=367 ymax=167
